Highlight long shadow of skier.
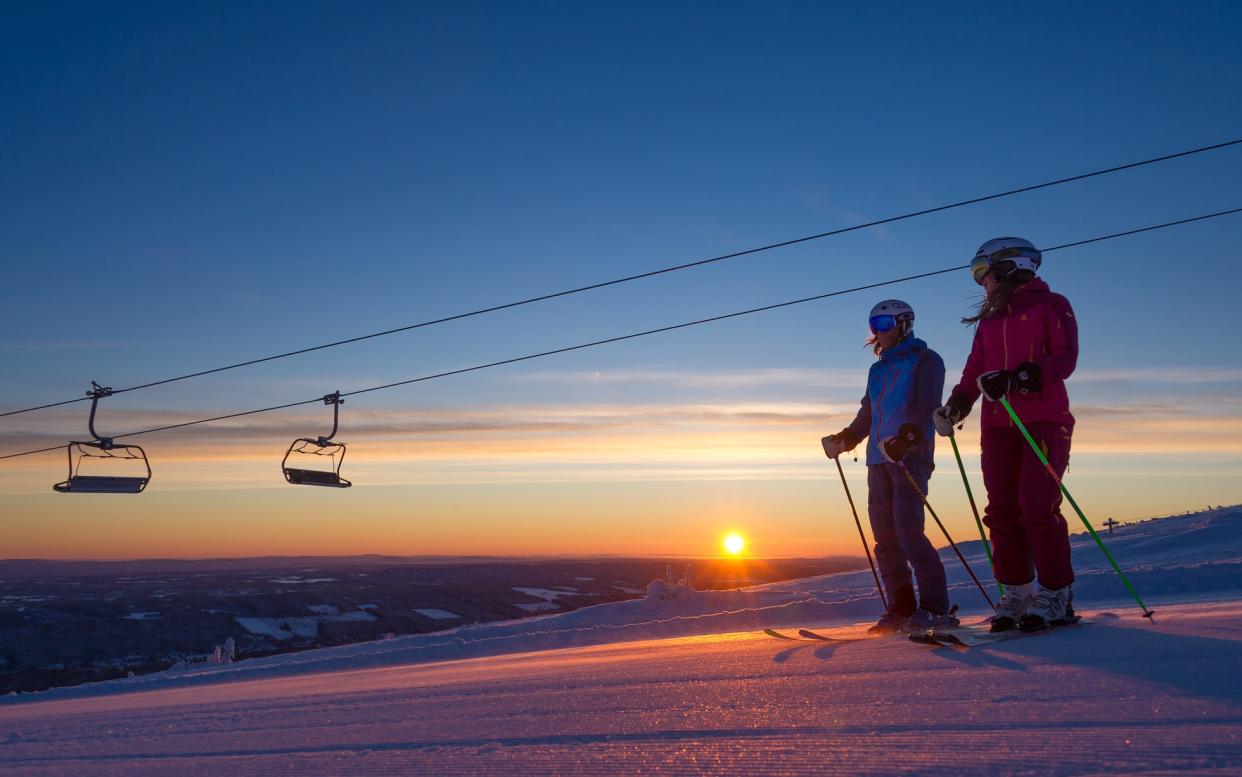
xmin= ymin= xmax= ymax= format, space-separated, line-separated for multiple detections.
xmin=813 ymin=642 xmax=850 ymax=660
xmin=918 ymin=643 xmax=1030 ymax=672
xmin=772 ymin=644 xmax=811 ymax=664
xmin=936 ymin=617 xmax=1242 ymax=705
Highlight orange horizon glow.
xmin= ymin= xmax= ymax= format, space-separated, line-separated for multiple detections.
xmin=2 ymin=398 xmax=1241 ymax=560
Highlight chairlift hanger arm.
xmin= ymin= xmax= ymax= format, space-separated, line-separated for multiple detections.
xmin=86 ymin=382 xmax=115 ymax=448
xmin=319 ymin=391 xmax=343 ymax=445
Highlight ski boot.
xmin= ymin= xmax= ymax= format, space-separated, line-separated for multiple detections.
xmin=1019 ymin=584 xmax=1074 ymax=633
xmin=904 ymin=604 xmax=959 ymax=633
xmin=868 ymin=608 xmax=914 ymax=634
xmin=990 ymin=581 xmax=1036 ymax=632
xmin=869 ymin=585 xmax=916 ymax=634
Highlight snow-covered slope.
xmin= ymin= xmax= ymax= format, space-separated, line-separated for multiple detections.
xmin=2 ymin=508 xmax=1240 ymax=775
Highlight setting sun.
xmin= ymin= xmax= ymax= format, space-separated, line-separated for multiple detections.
xmin=723 ymin=533 xmax=746 ymax=556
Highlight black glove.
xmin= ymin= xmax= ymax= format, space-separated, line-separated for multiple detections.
xmin=977 ymin=370 xmax=1013 ymax=402
xmin=948 ymin=393 xmax=972 ymax=419
xmin=1013 ymin=362 xmax=1042 ymax=394
xmin=881 ymin=423 xmax=923 ymax=463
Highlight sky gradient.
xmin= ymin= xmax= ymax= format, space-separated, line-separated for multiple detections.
xmin=3 ymin=1 xmax=1241 ymax=559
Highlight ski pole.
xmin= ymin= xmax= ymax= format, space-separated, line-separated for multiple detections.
xmin=997 ymin=396 xmax=1154 ymax=619
xmin=896 ymin=461 xmax=996 ymax=611
xmin=833 ymin=455 xmax=888 ymax=610
xmin=948 ymin=432 xmax=1002 ymax=597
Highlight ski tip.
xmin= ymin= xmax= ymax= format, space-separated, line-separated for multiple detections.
xmin=763 ymin=628 xmax=796 ymax=640
xmin=797 ymin=629 xmax=839 ymax=642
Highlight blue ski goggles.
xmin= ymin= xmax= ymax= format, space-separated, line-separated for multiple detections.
xmin=869 ymin=314 xmax=898 ymax=334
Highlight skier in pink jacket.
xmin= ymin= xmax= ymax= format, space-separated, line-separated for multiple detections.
xmin=933 ymin=237 xmax=1078 ymax=632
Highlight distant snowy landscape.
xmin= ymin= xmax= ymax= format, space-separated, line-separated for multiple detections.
xmin=2 ymin=507 xmax=1240 ymax=775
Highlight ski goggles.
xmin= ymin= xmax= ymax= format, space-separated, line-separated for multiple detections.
xmin=970 ymin=254 xmax=992 ymax=284
xmin=869 ymin=314 xmax=898 ymax=334
xmin=970 ymin=247 xmax=1035 ymax=284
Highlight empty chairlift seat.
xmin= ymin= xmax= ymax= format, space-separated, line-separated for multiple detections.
xmin=282 ymin=438 xmax=351 ymax=488
xmin=282 ymin=391 xmax=352 ymax=488
xmin=54 ymin=441 xmax=151 ymax=494
xmin=52 ymin=382 xmax=152 ymax=494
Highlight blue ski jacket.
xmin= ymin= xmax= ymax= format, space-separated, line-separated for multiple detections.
xmin=843 ymin=336 xmax=945 ymax=467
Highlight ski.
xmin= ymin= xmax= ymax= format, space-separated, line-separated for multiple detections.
xmin=763 ymin=628 xmax=863 ymax=643
xmin=910 ymin=615 xmax=1086 ymax=648
xmin=797 ymin=629 xmax=848 ymax=642
xmin=763 ymin=628 xmax=802 ymax=641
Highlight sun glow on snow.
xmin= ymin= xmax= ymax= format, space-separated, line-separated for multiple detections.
xmin=723 ymin=533 xmax=745 ymax=556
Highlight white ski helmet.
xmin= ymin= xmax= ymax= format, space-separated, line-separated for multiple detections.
xmin=971 ymin=237 xmax=1042 ymax=284
xmin=869 ymin=299 xmax=915 ymax=336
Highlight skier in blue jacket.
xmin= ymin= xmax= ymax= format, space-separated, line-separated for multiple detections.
xmin=821 ymin=300 xmax=954 ymax=633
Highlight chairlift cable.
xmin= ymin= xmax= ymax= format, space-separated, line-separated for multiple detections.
xmin=2 ymin=138 xmax=1240 ymax=420
xmin=1 ymin=205 xmax=1239 ymax=461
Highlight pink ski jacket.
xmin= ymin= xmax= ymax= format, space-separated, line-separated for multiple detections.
xmin=949 ymin=278 xmax=1078 ymax=429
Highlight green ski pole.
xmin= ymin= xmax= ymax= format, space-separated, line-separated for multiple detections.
xmin=997 ymin=395 xmax=1154 ymax=619
xmin=948 ymin=433 xmax=1003 ymax=597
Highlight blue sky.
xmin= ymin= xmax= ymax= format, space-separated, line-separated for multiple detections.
xmin=2 ymin=2 xmax=1240 ymax=558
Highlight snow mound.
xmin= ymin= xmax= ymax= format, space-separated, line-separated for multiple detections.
xmin=645 ymin=564 xmax=696 ymax=601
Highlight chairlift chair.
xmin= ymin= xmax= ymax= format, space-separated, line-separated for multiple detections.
xmin=282 ymin=392 xmax=352 ymax=488
xmin=53 ymin=383 xmax=151 ymax=494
